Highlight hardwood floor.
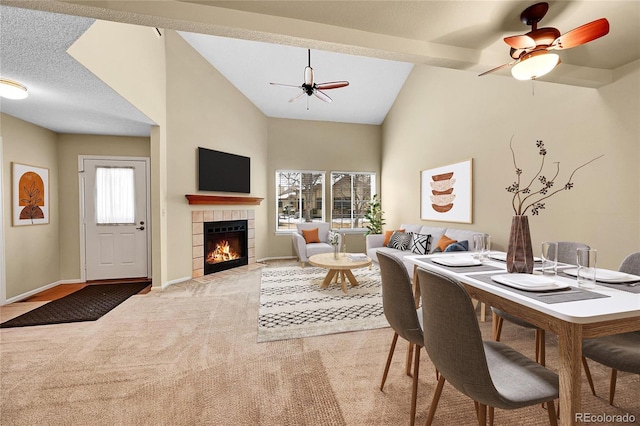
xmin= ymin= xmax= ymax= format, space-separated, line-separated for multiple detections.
xmin=21 ymin=278 xmax=152 ymax=303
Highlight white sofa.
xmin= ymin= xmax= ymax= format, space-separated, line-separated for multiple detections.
xmin=292 ymin=222 xmax=342 ymax=266
xmin=366 ymin=223 xmax=481 ymax=274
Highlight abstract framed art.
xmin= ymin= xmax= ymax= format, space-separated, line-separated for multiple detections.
xmin=421 ymin=159 xmax=473 ymax=223
xmin=12 ymin=162 xmax=49 ymax=226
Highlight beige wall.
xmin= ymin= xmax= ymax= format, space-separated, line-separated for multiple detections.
xmin=1 ymin=114 xmax=59 ymax=299
xmin=57 ymin=134 xmax=150 ymax=280
xmin=382 ymin=62 xmax=640 ymax=269
xmin=267 ymin=118 xmax=382 ymax=257
xmin=164 ymin=31 xmax=269 ymax=282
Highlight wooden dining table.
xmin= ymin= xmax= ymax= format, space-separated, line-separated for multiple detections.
xmin=406 ymin=252 xmax=640 ymax=426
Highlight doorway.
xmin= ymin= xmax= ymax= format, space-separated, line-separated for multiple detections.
xmin=79 ymin=156 xmax=150 ymax=281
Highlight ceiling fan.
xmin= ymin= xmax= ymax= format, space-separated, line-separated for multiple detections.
xmin=479 ymin=2 xmax=609 ymax=80
xmin=270 ymin=49 xmax=349 ymax=107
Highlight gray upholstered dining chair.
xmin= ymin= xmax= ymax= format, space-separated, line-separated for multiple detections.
xmin=377 ymin=252 xmax=426 ymax=426
xmin=417 ymin=267 xmax=559 ymax=426
xmin=492 ymin=241 xmax=590 ymax=366
xmin=581 ymin=251 xmax=640 ymax=405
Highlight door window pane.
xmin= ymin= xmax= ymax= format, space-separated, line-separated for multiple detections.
xmin=96 ymin=167 xmax=135 ymax=224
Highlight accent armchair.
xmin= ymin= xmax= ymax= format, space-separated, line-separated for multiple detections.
xmin=292 ymin=222 xmax=341 ymax=266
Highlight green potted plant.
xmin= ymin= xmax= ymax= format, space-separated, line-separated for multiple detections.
xmin=364 ymin=194 xmax=385 ymax=235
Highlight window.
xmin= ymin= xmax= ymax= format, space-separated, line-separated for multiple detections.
xmin=95 ymin=166 xmax=135 ymax=224
xmin=276 ymin=170 xmax=325 ymax=232
xmin=331 ymin=172 xmax=375 ymax=230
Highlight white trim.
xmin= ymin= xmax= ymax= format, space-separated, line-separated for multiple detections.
xmin=161 ymin=276 xmax=191 ymax=289
xmin=78 ymin=155 xmax=151 ymax=281
xmin=257 ymin=256 xmax=296 ymax=262
xmin=2 ymin=279 xmax=83 ymax=304
xmin=0 ymin=136 xmax=5 ymax=305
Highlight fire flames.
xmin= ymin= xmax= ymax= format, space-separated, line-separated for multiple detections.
xmin=206 ymin=240 xmax=240 ymax=264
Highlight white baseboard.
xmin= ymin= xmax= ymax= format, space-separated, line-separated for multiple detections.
xmin=3 ymin=279 xmax=82 ymax=305
xmin=257 ymin=256 xmax=296 ymax=262
xmin=161 ymin=276 xmax=191 ymax=290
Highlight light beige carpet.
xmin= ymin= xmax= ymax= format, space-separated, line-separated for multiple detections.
xmin=1 ymin=261 xmax=638 ymax=425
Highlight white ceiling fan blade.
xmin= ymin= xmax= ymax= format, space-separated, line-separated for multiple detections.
xmin=270 ymin=82 xmax=302 ymax=89
xmin=304 ymin=66 xmax=314 ymax=86
xmin=288 ymin=91 xmax=306 ymax=103
xmin=313 ymin=89 xmax=332 ymax=103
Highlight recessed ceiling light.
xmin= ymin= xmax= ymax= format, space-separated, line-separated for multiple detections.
xmin=0 ymin=78 xmax=29 ymax=100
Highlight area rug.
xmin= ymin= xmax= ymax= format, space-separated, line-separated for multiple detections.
xmin=0 ymin=282 xmax=150 ymax=328
xmin=257 ymin=265 xmax=388 ymax=342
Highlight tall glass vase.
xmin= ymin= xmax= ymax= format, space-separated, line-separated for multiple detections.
xmin=506 ymin=215 xmax=534 ymax=273
xmin=333 ymin=244 xmax=339 ymax=260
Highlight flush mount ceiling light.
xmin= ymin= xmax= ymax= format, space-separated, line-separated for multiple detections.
xmin=511 ymin=50 xmax=560 ymax=80
xmin=0 ymin=78 xmax=29 ymax=100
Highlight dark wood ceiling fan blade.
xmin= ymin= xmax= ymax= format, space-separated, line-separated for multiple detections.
xmin=478 ymin=61 xmax=516 ymax=77
xmin=313 ymin=89 xmax=332 ymax=103
xmin=551 ymin=18 xmax=609 ymax=50
xmin=504 ymin=34 xmax=536 ymax=49
xmin=315 ymin=81 xmax=349 ymax=90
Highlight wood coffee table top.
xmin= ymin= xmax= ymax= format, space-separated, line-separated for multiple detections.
xmin=308 ymin=253 xmax=372 ymax=294
xmin=308 ymin=252 xmax=372 ymax=270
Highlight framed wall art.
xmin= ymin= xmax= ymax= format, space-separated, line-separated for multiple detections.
xmin=421 ymin=159 xmax=473 ymax=223
xmin=12 ymin=162 xmax=49 ymax=226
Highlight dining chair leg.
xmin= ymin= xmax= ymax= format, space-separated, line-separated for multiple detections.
xmin=410 ymin=345 xmax=421 ymax=426
xmin=488 ymin=406 xmax=494 ymax=426
xmin=581 ymin=356 xmax=596 ymax=396
xmin=476 ymin=402 xmax=487 ymax=426
xmin=493 ymin=314 xmax=503 ymax=341
xmin=380 ymin=333 xmax=399 ymax=391
xmin=406 ymin=342 xmax=414 ymax=376
xmin=546 ymin=400 xmax=558 ymax=426
xmin=609 ymin=368 xmax=618 ymax=405
xmin=425 ymin=375 xmax=446 ymax=426
xmin=535 ymin=329 xmax=546 ymax=366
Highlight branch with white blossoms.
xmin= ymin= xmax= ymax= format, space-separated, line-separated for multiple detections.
xmin=328 ymin=231 xmax=340 ymax=246
xmin=505 ymin=137 xmax=604 ymax=216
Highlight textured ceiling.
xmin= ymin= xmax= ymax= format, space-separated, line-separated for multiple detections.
xmin=1 ymin=1 xmax=638 ymax=137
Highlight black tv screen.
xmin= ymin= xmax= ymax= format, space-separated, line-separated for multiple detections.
xmin=198 ymin=147 xmax=250 ymax=193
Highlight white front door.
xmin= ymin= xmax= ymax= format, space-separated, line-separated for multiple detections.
xmin=81 ymin=158 xmax=149 ymax=281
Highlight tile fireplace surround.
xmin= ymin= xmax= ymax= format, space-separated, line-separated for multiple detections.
xmin=191 ymin=209 xmax=256 ymax=278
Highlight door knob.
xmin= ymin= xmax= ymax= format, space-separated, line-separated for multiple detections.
xmin=136 ymin=226 xmax=145 ymax=230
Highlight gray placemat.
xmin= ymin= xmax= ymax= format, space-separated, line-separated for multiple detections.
xmin=557 ymin=271 xmax=640 ymax=294
xmin=470 ymin=273 xmax=609 ymax=304
xmin=421 ymin=258 xmax=504 ymax=274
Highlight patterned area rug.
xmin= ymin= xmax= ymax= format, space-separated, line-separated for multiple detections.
xmin=257 ymin=265 xmax=389 ymax=342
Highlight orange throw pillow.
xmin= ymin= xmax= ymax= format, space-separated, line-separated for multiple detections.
xmin=301 ymin=228 xmax=320 ymax=244
xmin=384 ymin=229 xmax=405 ymax=246
xmin=435 ymin=234 xmax=457 ymax=252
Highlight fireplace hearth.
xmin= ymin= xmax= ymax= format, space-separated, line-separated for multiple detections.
xmin=204 ymin=219 xmax=248 ymax=274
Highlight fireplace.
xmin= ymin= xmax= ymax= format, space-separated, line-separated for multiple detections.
xmin=204 ymin=219 xmax=248 ymax=274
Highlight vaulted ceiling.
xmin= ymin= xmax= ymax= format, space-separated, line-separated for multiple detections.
xmin=1 ymin=1 xmax=638 ymax=137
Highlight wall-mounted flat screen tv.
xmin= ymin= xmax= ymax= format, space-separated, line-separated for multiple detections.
xmin=198 ymin=147 xmax=250 ymax=193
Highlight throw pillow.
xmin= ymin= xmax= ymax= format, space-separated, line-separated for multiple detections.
xmin=384 ymin=229 xmax=405 ymax=246
xmin=435 ymin=234 xmax=457 ymax=252
xmin=388 ymin=231 xmax=412 ymax=251
xmin=301 ymin=228 xmax=320 ymax=244
xmin=444 ymin=240 xmax=469 ymax=252
xmin=410 ymin=233 xmax=432 ymax=255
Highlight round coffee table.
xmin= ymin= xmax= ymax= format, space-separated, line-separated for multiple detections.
xmin=308 ymin=252 xmax=372 ymax=294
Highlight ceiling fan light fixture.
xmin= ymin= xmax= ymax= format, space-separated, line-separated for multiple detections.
xmin=511 ymin=51 xmax=560 ymax=80
xmin=0 ymin=78 xmax=29 ymax=100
